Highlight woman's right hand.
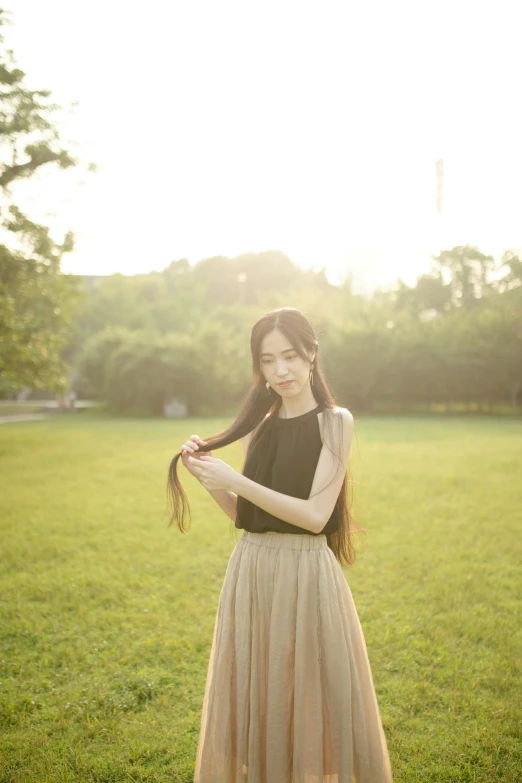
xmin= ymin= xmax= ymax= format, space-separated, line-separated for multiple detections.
xmin=180 ymin=435 xmax=212 ymax=481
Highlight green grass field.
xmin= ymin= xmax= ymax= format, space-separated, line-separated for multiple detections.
xmin=1 ymin=413 xmax=521 ymax=782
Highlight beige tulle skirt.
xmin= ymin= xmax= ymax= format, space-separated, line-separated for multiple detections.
xmin=194 ymin=530 xmax=393 ymax=783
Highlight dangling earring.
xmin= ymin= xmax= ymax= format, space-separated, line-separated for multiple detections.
xmin=309 ymin=363 xmax=314 ymax=385
xmin=266 ymin=380 xmax=271 ymax=395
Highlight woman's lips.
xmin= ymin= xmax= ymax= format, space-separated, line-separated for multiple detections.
xmin=278 ymin=380 xmax=294 ymax=387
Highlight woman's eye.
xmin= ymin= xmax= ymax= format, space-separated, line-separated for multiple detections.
xmin=262 ymin=355 xmax=296 ymax=365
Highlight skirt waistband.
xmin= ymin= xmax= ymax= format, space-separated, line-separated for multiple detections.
xmin=241 ymin=530 xmax=328 ymax=551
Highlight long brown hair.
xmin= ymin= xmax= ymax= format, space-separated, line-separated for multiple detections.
xmin=166 ymin=306 xmax=365 ymax=567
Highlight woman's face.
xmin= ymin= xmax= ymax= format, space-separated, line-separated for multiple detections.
xmin=259 ymin=329 xmax=314 ymax=397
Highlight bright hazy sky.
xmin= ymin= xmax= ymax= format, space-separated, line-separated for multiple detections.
xmin=3 ymin=0 xmax=522 ymax=292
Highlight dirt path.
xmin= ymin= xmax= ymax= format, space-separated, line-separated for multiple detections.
xmin=0 ymin=413 xmax=49 ymax=424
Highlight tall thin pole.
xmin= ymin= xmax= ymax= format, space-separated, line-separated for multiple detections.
xmin=434 ymin=158 xmax=445 ymax=266
xmin=435 ymin=158 xmax=444 ymax=215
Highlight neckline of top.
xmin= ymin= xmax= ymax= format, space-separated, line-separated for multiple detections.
xmin=274 ymin=402 xmax=323 ymax=424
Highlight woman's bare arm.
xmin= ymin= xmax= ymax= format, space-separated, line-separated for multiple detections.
xmin=231 ymin=475 xmax=319 ymax=532
xmin=204 ymin=488 xmax=238 ymax=522
xmin=202 ymin=428 xmax=258 ymax=522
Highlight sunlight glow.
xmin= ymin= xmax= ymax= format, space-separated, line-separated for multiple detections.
xmin=3 ymin=0 xmax=521 ymax=292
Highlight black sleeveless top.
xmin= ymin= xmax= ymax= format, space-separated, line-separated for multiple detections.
xmin=235 ymin=402 xmax=341 ymax=536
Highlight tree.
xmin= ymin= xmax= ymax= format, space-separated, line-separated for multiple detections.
xmin=0 ymin=8 xmax=89 ymax=394
xmin=431 ymin=245 xmax=496 ymax=307
xmin=497 ymin=250 xmax=522 ymax=294
xmin=394 ymin=274 xmax=452 ymax=316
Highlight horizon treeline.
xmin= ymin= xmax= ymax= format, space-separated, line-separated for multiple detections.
xmin=62 ymin=246 xmax=522 ymax=416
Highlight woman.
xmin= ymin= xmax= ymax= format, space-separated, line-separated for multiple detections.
xmin=167 ymin=307 xmax=393 ymax=783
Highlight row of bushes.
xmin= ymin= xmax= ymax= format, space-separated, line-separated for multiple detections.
xmin=76 ymin=298 xmax=522 ymax=415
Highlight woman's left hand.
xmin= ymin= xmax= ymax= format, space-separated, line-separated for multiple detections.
xmin=187 ymin=454 xmax=238 ymax=492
